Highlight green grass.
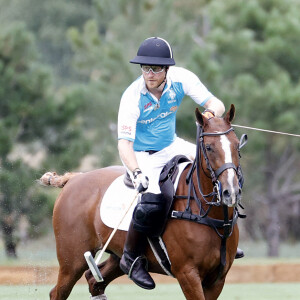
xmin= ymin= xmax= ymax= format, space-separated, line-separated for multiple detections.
xmin=220 ymin=283 xmax=300 ymax=300
xmin=0 ymin=283 xmax=299 ymax=300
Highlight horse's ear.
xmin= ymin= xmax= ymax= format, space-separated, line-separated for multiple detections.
xmin=225 ymin=104 xmax=235 ymax=123
xmin=195 ymin=108 xmax=207 ymax=126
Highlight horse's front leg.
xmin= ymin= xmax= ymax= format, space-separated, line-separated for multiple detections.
xmin=203 ymin=279 xmax=226 ymax=300
xmin=174 ymin=265 xmax=205 ymax=300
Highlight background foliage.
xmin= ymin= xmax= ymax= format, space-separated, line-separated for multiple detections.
xmin=0 ymin=0 xmax=299 ymax=257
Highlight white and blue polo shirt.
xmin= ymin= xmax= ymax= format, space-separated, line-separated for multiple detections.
xmin=118 ymin=66 xmax=213 ymax=151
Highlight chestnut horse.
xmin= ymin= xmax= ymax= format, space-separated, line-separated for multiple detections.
xmin=41 ymin=104 xmax=245 ymax=300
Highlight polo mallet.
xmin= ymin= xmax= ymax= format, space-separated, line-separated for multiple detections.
xmin=84 ymin=190 xmax=140 ymax=282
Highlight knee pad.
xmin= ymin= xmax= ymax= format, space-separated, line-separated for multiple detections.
xmin=132 ymin=193 xmax=166 ymax=237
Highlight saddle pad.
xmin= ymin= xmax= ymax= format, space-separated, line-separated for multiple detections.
xmin=100 ymin=175 xmax=137 ymax=231
xmin=100 ymin=162 xmax=190 ymax=231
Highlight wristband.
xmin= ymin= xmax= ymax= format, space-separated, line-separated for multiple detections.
xmin=203 ymin=109 xmax=215 ymax=116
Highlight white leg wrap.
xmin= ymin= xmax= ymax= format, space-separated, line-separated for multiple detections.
xmin=90 ymin=295 xmax=107 ymax=300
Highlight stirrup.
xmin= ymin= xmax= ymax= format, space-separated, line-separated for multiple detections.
xmin=128 ymin=255 xmax=148 ymax=279
xmin=120 ymin=254 xmax=155 ymax=290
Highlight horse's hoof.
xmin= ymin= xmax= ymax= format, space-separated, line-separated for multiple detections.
xmin=235 ymin=247 xmax=244 ymax=259
xmin=90 ymin=295 xmax=107 ymax=300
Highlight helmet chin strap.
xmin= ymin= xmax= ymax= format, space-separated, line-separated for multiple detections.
xmin=155 ymin=78 xmax=166 ymax=89
xmin=155 ymin=67 xmax=168 ymax=89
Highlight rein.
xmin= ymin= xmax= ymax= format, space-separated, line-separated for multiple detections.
xmin=171 ymin=123 xmax=246 ymax=283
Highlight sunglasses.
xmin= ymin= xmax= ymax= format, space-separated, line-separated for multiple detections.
xmin=141 ymin=65 xmax=165 ymax=74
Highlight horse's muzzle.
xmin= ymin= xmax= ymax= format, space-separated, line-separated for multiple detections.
xmin=222 ymin=186 xmax=242 ymax=207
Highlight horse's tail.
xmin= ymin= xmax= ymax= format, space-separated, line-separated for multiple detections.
xmin=39 ymin=171 xmax=82 ymax=188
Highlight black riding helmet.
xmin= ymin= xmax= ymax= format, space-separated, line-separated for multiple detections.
xmin=130 ymin=37 xmax=175 ymax=66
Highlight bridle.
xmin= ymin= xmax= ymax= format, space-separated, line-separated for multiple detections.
xmin=185 ymin=123 xmax=246 ymax=208
xmin=172 ymin=121 xmax=247 ymax=234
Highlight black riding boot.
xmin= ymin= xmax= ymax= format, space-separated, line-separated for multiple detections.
xmin=235 ymin=247 xmax=244 ymax=259
xmin=120 ymin=222 xmax=155 ymax=290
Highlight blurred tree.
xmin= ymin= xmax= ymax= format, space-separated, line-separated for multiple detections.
xmin=0 ymin=0 xmax=94 ymax=86
xmin=0 ymin=24 xmax=89 ymax=257
xmin=188 ymin=0 xmax=300 ymax=256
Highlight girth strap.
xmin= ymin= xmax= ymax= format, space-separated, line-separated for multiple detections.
xmin=171 ymin=208 xmax=239 ymax=232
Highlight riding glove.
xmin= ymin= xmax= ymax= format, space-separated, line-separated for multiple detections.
xmin=132 ymin=168 xmax=149 ymax=192
xmin=202 ymin=109 xmax=215 ymax=120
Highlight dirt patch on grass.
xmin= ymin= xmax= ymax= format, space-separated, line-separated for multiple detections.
xmin=0 ymin=263 xmax=300 ymax=285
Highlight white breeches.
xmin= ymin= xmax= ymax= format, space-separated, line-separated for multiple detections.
xmin=134 ymin=137 xmax=196 ymax=194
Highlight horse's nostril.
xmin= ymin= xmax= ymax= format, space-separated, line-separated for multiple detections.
xmin=223 ymin=189 xmax=230 ymax=199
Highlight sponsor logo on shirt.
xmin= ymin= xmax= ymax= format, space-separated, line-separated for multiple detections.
xmin=144 ymin=102 xmax=152 ymax=110
xmin=169 ymin=89 xmax=176 ymax=100
xmin=138 ymin=111 xmax=173 ymax=124
xmin=168 ymin=99 xmax=176 ymax=104
xmin=144 ymin=101 xmax=153 ymax=112
xmin=120 ymin=125 xmax=132 ymax=135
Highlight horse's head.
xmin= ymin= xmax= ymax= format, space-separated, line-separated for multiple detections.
xmin=195 ymin=104 xmax=244 ymax=207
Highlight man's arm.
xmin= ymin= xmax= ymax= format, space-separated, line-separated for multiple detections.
xmin=175 ymin=67 xmax=225 ymax=117
xmin=118 ymin=139 xmax=139 ymax=173
xmin=118 ymin=139 xmax=149 ymax=192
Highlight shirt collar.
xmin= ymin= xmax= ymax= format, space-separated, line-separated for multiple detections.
xmin=140 ymin=79 xmax=148 ymax=95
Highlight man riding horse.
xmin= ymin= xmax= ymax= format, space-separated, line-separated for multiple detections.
xmin=118 ymin=37 xmax=244 ymax=290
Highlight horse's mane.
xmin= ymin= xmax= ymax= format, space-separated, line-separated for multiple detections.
xmin=39 ymin=171 xmax=82 ymax=188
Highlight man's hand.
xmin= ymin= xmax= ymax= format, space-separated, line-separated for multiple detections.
xmin=202 ymin=109 xmax=215 ymax=120
xmin=132 ymin=168 xmax=149 ymax=192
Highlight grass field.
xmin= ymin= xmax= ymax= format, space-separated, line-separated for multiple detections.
xmin=1 ymin=233 xmax=300 ymax=299
xmin=0 ymin=283 xmax=300 ymax=300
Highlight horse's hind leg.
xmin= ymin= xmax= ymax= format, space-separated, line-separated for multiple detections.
xmin=49 ymin=231 xmax=89 ymax=300
xmin=50 ymin=263 xmax=87 ymax=300
xmin=85 ymin=253 xmax=124 ymax=298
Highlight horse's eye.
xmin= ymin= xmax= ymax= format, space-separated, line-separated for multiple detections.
xmin=205 ymin=144 xmax=212 ymax=151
